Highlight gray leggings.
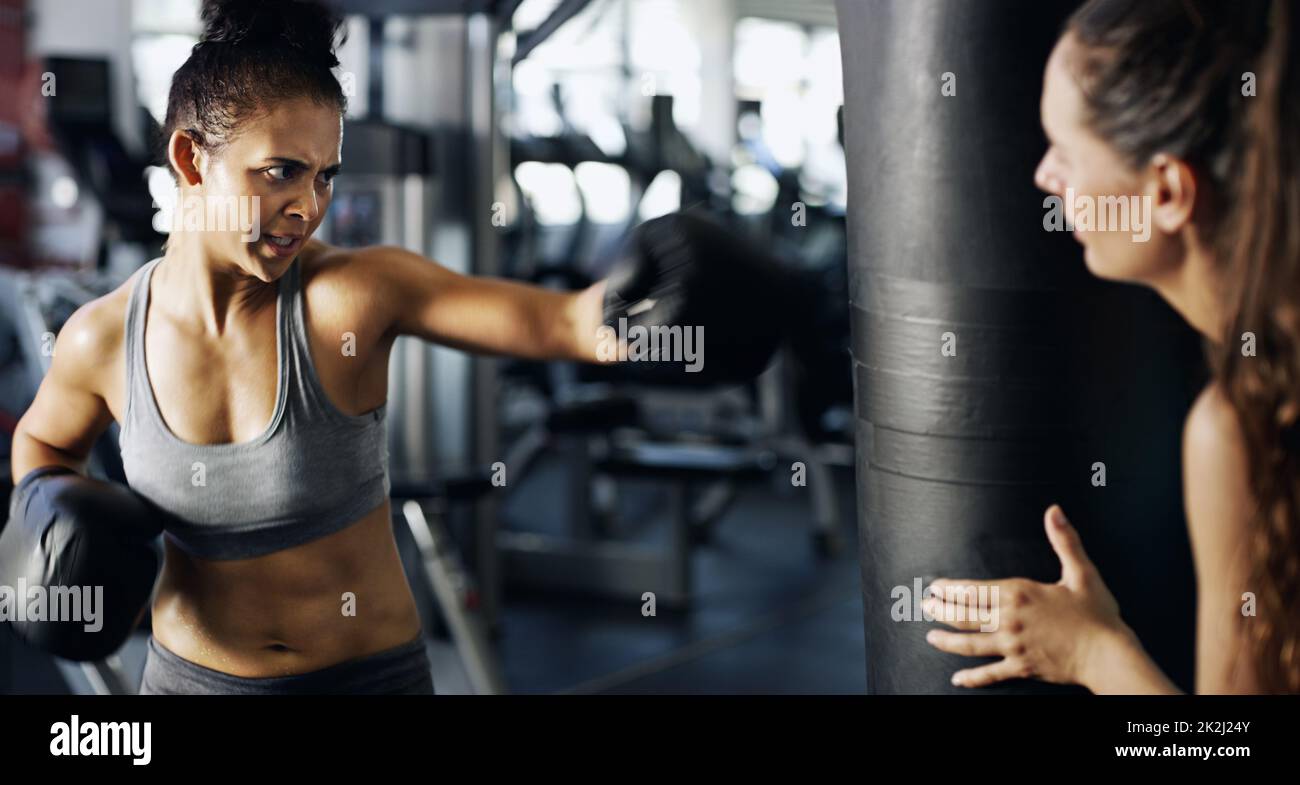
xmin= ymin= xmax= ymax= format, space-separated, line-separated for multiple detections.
xmin=139 ymin=634 xmax=436 ymax=695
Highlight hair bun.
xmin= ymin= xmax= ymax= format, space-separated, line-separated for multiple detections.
xmin=199 ymin=0 xmax=343 ymax=68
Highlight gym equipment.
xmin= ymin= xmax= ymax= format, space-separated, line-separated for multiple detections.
xmin=730 ymin=99 xmax=852 ymax=447
xmin=496 ymin=390 xmax=779 ymax=608
xmin=504 ymin=85 xmax=618 ymax=284
xmin=496 ymin=305 xmax=847 ymax=610
xmin=836 ymin=0 xmax=1201 ymax=693
xmin=617 ymin=95 xmax=723 ymax=218
xmin=506 ymin=394 xmax=845 ymax=593
xmin=497 ymin=84 xmax=853 ymax=607
xmin=327 ymin=118 xmax=440 ymax=488
xmin=497 ymin=54 xmax=836 ymax=606
xmin=390 ymin=473 xmax=507 ymax=695
xmin=40 ymin=57 xmax=162 ymax=266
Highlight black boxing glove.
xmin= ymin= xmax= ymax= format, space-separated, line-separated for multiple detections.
xmin=599 ymin=211 xmax=802 ymax=386
xmin=0 ymin=466 xmax=165 ymax=661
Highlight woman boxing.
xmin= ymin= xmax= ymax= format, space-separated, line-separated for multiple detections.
xmin=1 ymin=0 xmax=786 ymax=694
xmin=924 ymin=0 xmax=1299 ymax=693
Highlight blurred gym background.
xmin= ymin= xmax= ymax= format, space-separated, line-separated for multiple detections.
xmin=0 ymin=0 xmax=860 ymax=694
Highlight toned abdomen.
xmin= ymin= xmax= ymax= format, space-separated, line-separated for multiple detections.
xmin=150 ymin=502 xmax=422 ymax=678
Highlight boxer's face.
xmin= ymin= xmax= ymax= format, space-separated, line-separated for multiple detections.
xmin=171 ymin=97 xmax=343 ymax=283
xmin=1034 ymin=34 xmax=1184 ymax=284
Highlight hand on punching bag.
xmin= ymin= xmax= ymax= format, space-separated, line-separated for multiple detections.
xmin=920 ymin=505 xmax=1157 ymax=693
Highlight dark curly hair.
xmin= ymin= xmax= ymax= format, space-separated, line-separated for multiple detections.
xmin=160 ymin=0 xmax=348 ymax=167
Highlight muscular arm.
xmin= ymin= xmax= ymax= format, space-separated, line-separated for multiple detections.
xmin=362 ymin=245 xmax=608 ymax=362
xmin=10 ymin=299 xmax=118 ymax=484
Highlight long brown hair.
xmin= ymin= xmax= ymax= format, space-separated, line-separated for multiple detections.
xmin=1067 ymin=0 xmax=1300 ymax=692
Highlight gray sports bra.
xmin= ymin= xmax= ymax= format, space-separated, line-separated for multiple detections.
xmin=119 ymin=256 xmax=390 ymax=560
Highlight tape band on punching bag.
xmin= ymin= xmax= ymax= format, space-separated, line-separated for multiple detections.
xmin=850 ymin=270 xmax=1204 ymax=481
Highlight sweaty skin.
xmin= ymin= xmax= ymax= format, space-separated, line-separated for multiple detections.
xmin=10 ymin=97 xmax=608 ymax=677
xmin=139 ymin=241 xmax=417 ymax=676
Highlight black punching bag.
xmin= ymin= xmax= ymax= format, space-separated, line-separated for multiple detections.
xmin=835 ymin=0 xmax=1202 ymax=693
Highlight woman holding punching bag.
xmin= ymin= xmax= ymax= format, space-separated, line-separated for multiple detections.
xmin=925 ymin=0 xmax=1300 ymax=693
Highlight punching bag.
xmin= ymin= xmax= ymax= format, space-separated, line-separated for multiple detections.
xmin=835 ymin=0 xmax=1202 ymax=693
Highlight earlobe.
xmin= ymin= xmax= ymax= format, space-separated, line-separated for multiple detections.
xmin=1150 ymin=153 xmax=1197 ymax=233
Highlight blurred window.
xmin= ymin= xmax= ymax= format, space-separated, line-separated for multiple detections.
xmin=733 ymin=17 xmax=845 ymax=209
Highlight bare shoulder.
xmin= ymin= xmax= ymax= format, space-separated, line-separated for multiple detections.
xmin=297 ymin=240 xmax=449 ymax=335
xmin=302 ymin=239 xmax=436 ymax=280
xmin=1182 ymin=381 xmax=1254 ymax=547
xmin=297 ymin=240 xmax=408 ymax=335
xmin=299 ymin=239 xmax=371 ymax=290
xmin=47 ymin=272 xmax=136 ymax=396
xmin=1183 ymin=382 xmax=1249 ymax=473
xmin=300 ymin=239 xmax=419 ymax=295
